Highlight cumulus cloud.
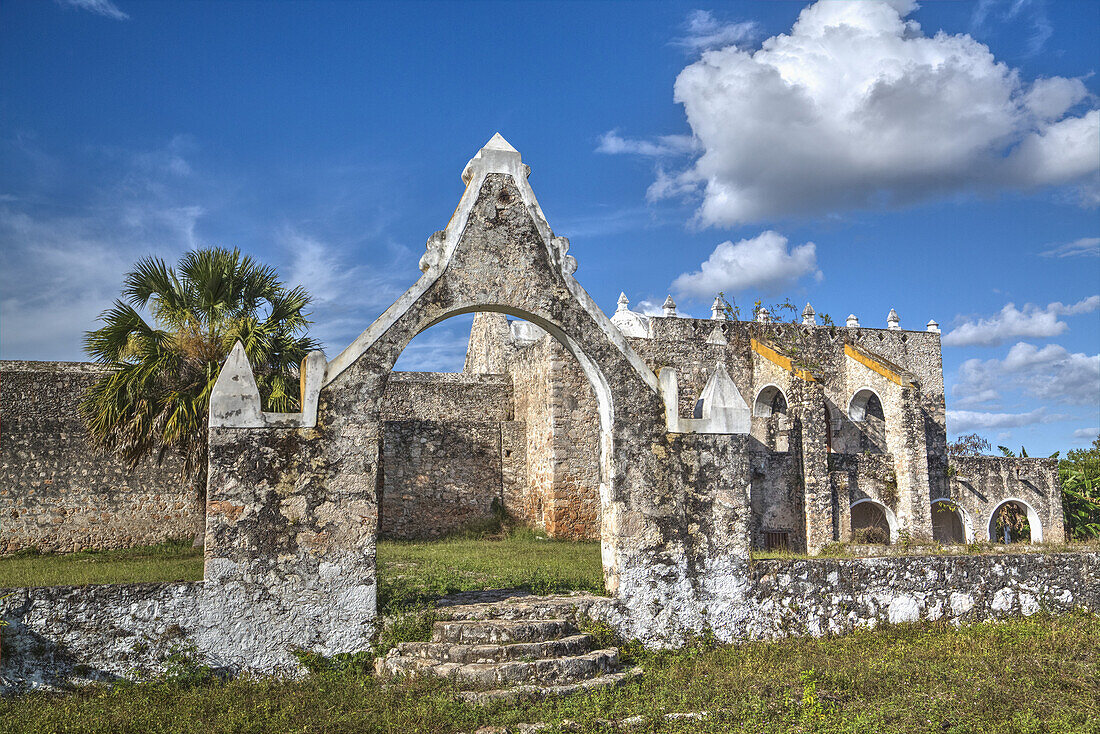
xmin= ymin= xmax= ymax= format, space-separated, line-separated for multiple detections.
xmin=943 ymin=296 xmax=1100 ymax=347
xmin=633 ymin=0 xmax=1098 ymax=225
xmin=671 ymin=230 xmax=820 ymax=299
xmin=1073 ymin=427 xmax=1100 ymax=441
xmin=58 ymin=0 xmax=129 ymax=20
xmin=672 ymin=10 xmax=759 ymax=53
xmin=1040 ymin=237 xmax=1100 ymax=258
xmin=952 ymin=341 xmax=1100 ymax=408
xmin=947 ymin=407 xmax=1064 ymax=432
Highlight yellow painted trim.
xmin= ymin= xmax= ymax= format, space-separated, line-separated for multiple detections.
xmin=845 ymin=343 xmax=904 ymax=386
xmin=750 ymin=338 xmax=816 ymax=382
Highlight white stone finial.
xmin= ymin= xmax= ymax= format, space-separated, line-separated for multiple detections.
xmin=926 ymin=319 xmax=940 ymax=333
xmin=802 ymin=303 xmax=816 ymax=326
xmin=463 ymin=132 xmax=525 ymax=184
xmin=711 ymin=296 xmax=727 ymax=321
xmin=616 ymin=292 xmax=630 ymax=312
xmin=663 ymin=294 xmax=677 ymax=317
xmin=846 ymin=314 xmax=860 ymax=328
xmin=887 ymin=308 xmax=900 ymax=330
xmin=483 ymin=132 xmax=518 ymax=153
xmin=755 ymin=306 xmax=770 ymax=323
xmin=210 ymin=341 xmax=264 ymax=427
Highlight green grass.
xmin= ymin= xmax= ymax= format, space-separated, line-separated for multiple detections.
xmin=0 ymin=530 xmax=605 ymax=614
xmin=377 ymin=527 xmax=604 ymax=614
xmin=0 ymin=539 xmax=203 ymax=588
xmin=2 ymin=612 xmax=1098 ymax=733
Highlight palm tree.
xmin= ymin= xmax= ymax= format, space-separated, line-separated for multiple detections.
xmin=80 ymin=247 xmax=319 ymax=508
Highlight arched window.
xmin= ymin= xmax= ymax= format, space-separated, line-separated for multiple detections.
xmin=753 ymin=385 xmax=788 ymax=417
xmin=847 ymin=388 xmax=887 ymax=454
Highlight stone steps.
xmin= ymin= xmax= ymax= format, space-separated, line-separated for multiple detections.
xmin=374 ymin=594 xmax=636 ymax=701
xmin=431 ymin=619 xmax=577 ymax=645
xmin=395 ymin=633 xmax=596 ymax=663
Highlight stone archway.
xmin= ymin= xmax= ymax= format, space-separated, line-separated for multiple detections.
xmin=202 ymin=135 xmax=755 ymax=670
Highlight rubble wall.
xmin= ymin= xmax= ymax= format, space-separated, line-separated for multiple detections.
xmin=6 ymin=551 xmax=1096 ymax=691
xmin=0 ymin=361 xmax=198 ymax=554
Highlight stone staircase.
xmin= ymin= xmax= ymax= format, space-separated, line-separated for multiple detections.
xmin=374 ymin=592 xmax=639 ymax=703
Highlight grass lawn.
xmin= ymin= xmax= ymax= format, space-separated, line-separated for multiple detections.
xmin=0 ymin=540 xmax=204 ymax=588
xmin=2 ymin=612 xmax=1098 ymax=733
xmin=0 ymin=530 xmax=605 ymax=615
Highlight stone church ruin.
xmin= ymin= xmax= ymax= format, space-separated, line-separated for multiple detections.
xmin=1 ymin=135 xmax=1096 ymax=690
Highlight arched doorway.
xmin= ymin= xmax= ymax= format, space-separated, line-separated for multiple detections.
xmin=988 ymin=499 xmax=1042 ymax=543
xmin=931 ymin=498 xmax=971 ymax=544
xmin=850 ymin=498 xmax=898 ymax=544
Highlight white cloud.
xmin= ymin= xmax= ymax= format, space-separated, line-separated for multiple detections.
xmin=1040 ymin=237 xmax=1100 ymax=259
xmin=0 ymin=203 xmax=202 ymax=360
xmin=1072 ymin=427 xmax=1099 ymax=441
xmin=943 ymin=296 xmax=1100 ymax=347
xmin=952 ymin=341 xmax=1100 ymax=408
xmin=638 ymin=0 xmax=1098 ymax=225
xmin=596 ymin=131 xmax=696 ymax=158
xmin=672 ymin=10 xmax=759 ymax=53
xmin=671 ymin=230 xmax=820 ymax=299
xmin=279 ymin=228 xmax=408 ymax=355
xmin=59 ymin=0 xmax=129 ymax=20
xmin=947 ymin=407 xmax=1064 ymax=432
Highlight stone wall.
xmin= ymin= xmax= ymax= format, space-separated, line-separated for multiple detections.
xmin=744 ymin=552 xmax=1098 ymax=639
xmin=0 ymin=361 xmax=199 ymax=554
xmin=6 ymin=551 xmax=1096 ymax=691
xmin=377 ymin=372 xmax=518 ymax=539
xmin=380 ymin=420 xmax=511 ymax=539
xmin=947 ymin=456 xmax=1065 ymax=544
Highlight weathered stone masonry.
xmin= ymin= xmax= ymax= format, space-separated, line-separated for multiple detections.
xmin=4 ymin=552 xmax=1097 ymax=690
xmin=0 ymin=361 xmax=197 ymax=553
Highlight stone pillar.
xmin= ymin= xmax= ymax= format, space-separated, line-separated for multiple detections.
xmin=885 ymin=388 xmax=933 ymax=538
xmin=792 ymin=382 xmax=834 ymax=554
xmin=202 ymin=423 xmax=379 ymax=672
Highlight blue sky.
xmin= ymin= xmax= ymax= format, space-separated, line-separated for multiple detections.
xmin=1 ymin=0 xmax=1097 ymax=455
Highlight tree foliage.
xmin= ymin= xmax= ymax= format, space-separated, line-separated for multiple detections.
xmin=947 ymin=433 xmax=992 ymax=457
xmin=1060 ymin=438 xmax=1100 ymax=540
xmin=80 ymin=247 xmax=319 ymax=496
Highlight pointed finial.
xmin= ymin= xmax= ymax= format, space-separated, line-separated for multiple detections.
xmin=663 ymin=295 xmax=677 ymax=317
xmin=711 ymin=296 xmax=727 ymax=320
xmin=926 ymin=319 xmax=940 ymax=333
xmin=616 ymin=292 xmax=630 ymax=312
xmin=846 ymin=314 xmax=859 ymax=328
xmin=802 ymin=303 xmax=816 ymax=326
xmin=209 ymin=341 xmax=264 ymax=427
xmin=755 ymin=306 xmax=770 ymax=323
xmin=483 ymin=132 xmax=518 ymax=153
xmin=887 ymin=308 xmax=900 ymax=330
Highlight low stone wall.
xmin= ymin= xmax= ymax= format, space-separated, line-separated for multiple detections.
xmin=743 ymin=551 xmax=1099 ymax=639
xmin=0 ymin=582 xmax=202 ymax=691
xmin=2 ymin=551 xmax=1098 ymax=692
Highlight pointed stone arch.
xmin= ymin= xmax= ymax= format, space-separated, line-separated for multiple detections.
xmin=203 ymin=135 xmax=756 ymax=668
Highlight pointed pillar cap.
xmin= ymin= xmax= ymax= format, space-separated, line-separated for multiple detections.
xmin=616 ymin=292 xmax=630 ymax=312
xmin=663 ymin=294 xmax=677 ymax=317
